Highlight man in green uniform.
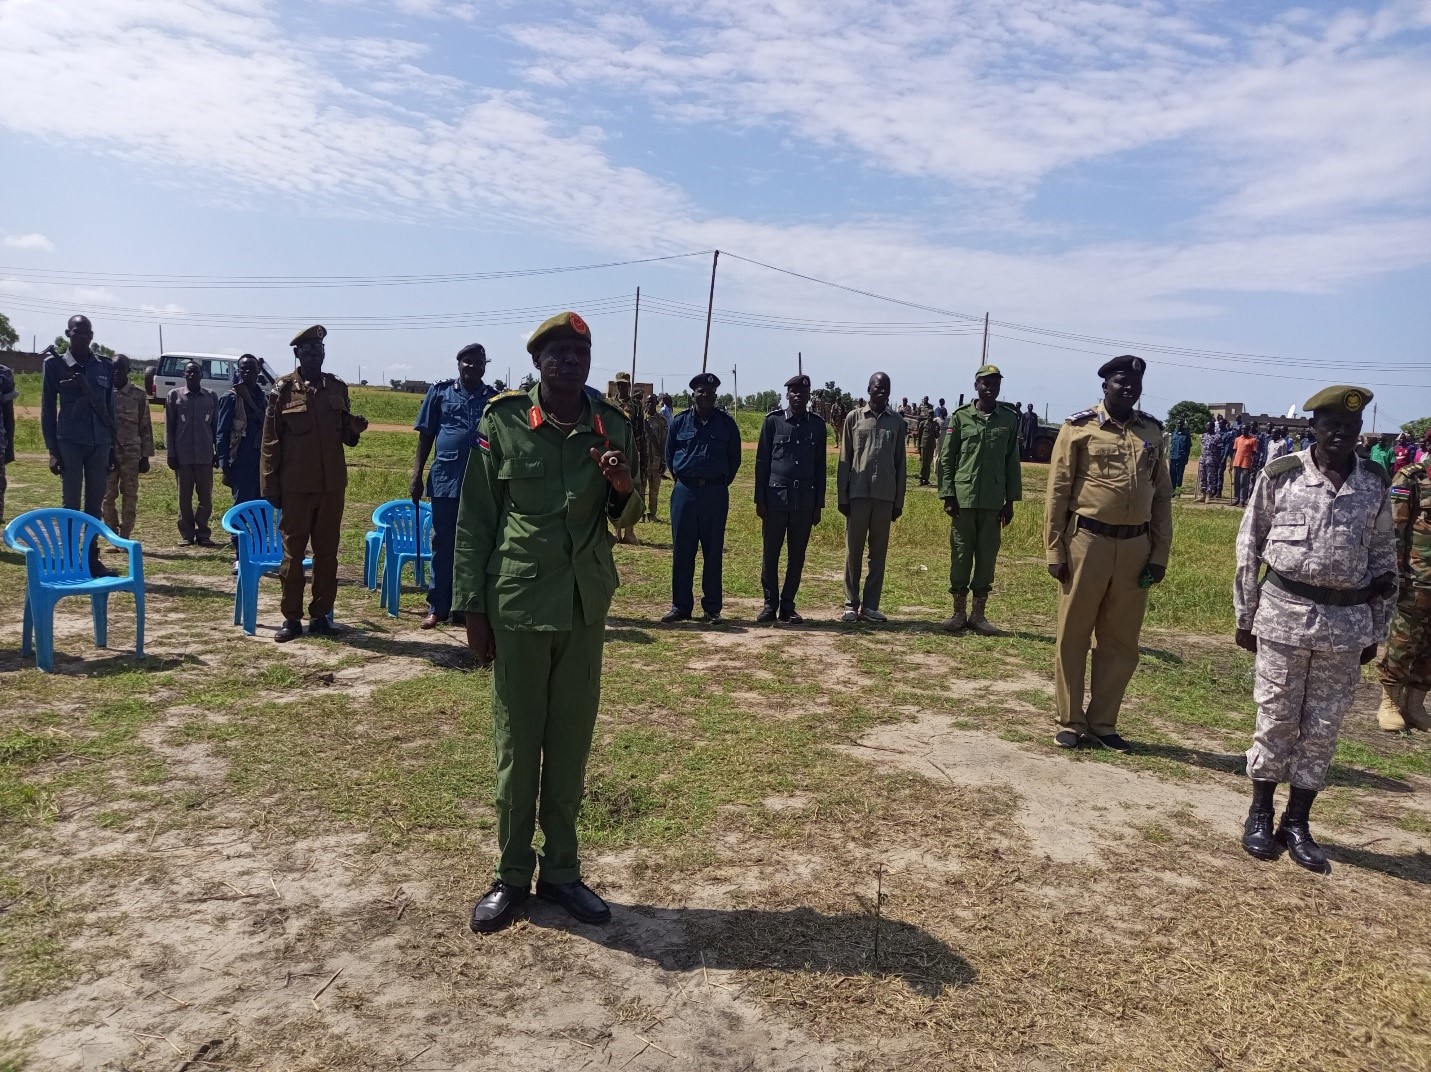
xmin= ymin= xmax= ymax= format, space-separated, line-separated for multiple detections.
xmin=1378 ymin=453 xmax=1431 ymax=730
xmin=1045 ymin=355 xmax=1173 ymax=751
xmin=259 ymin=325 xmax=368 ymax=642
xmin=456 ymin=311 xmax=642 ymax=934
xmin=939 ymin=364 xmax=1022 ymax=634
xmin=101 ymin=354 xmax=154 ymax=540
xmin=608 ymin=372 xmax=643 ymax=544
xmin=917 ymin=397 xmax=941 ymax=486
xmin=642 ymin=391 xmax=668 ymax=522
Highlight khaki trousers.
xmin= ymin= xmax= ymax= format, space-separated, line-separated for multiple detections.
xmin=103 ymin=449 xmax=143 ymax=538
xmin=645 ymin=469 xmax=663 ymax=520
xmin=175 ymin=462 xmax=214 ymax=542
xmin=278 ymin=491 xmax=345 ymax=622
xmin=843 ymin=497 xmax=894 ymax=612
xmin=1054 ymin=528 xmax=1150 ymax=735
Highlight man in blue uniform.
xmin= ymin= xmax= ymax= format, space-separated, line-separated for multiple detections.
xmin=755 ymin=374 xmax=827 ymax=623
xmin=216 ymin=355 xmax=269 ymax=511
xmin=41 ymin=314 xmax=117 ymax=575
xmin=411 ymin=343 xmax=496 ymax=629
xmin=663 ymin=372 xmax=742 ymax=624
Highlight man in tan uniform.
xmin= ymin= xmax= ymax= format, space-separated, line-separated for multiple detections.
xmin=101 ymin=354 xmax=153 ymax=539
xmin=260 ymin=325 xmax=368 ymax=642
xmin=642 ymin=391 xmax=668 ymax=521
xmin=1045 ymin=355 xmax=1173 ymax=750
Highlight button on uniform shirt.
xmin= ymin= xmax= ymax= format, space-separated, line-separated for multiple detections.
xmin=1045 ymin=403 xmax=1173 ymax=567
xmin=1235 ymin=451 xmax=1395 ymax=651
xmin=453 ymin=386 xmax=644 ymax=631
xmin=838 ymin=405 xmax=908 ymax=510
xmin=166 ymin=387 xmax=218 ymax=466
xmin=113 ymin=382 xmax=154 ymax=457
xmin=755 ymin=408 xmax=827 ymax=512
xmin=665 ymin=407 xmax=742 ymax=484
xmin=414 ymin=378 xmax=497 ymax=498
xmin=260 ymin=371 xmax=362 ymax=497
xmin=938 ymin=402 xmax=1022 ymax=509
xmin=41 ymin=352 xmax=116 ymax=453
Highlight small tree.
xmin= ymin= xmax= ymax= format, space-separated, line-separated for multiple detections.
xmin=1167 ymin=400 xmax=1213 ymax=433
xmin=519 ymin=373 xmax=537 ymax=390
xmin=491 ymin=379 xmax=507 ymax=393
xmin=52 ymin=334 xmax=69 ymax=355
xmin=1403 ymin=416 xmax=1431 ymax=439
xmin=0 ymin=312 xmax=17 ymax=351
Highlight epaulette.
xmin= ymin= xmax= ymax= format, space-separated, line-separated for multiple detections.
xmin=1263 ymin=454 xmax=1302 ymax=479
xmin=432 ymin=377 xmax=456 ymax=389
xmin=767 ymin=405 xmax=783 ymax=414
xmin=1136 ymin=409 xmax=1164 ymax=430
xmin=487 ymin=389 xmax=528 ymax=404
xmin=1065 ymin=408 xmax=1097 ymax=424
xmin=1362 ymin=458 xmax=1392 ymax=488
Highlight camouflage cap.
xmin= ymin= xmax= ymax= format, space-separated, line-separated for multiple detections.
xmin=290 ymin=325 xmax=327 ymax=347
xmin=974 ymin=364 xmax=1002 ymax=379
xmin=1304 ymin=385 xmax=1373 ymax=414
xmin=526 ymin=311 xmax=591 ymax=355
xmin=614 ymin=371 xmax=630 ymax=381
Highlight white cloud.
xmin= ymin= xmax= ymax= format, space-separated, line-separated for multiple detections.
xmin=72 ymin=287 xmax=119 ymax=306
xmin=140 ymin=302 xmax=187 ymax=315
xmin=4 ymin=232 xmax=55 ymax=252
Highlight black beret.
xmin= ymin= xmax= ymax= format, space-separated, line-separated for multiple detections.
xmin=1098 ymin=354 xmax=1146 ymax=378
xmin=689 ymin=372 xmax=721 ymax=390
xmin=784 ymin=374 xmax=811 ymax=388
xmin=457 ymin=343 xmax=487 ymax=361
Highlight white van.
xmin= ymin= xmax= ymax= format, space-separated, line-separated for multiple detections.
xmin=149 ymin=352 xmax=283 ymax=404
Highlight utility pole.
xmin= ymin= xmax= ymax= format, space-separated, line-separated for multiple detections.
xmin=980 ymin=312 xmax=989 ymax=366
xmin=700 ymin=250 xmax=720 ymax=373
xmin=731 ymin=365 xmax=738 ymax=410
xmin=798 ymin=351 xmax=802 ymax=377
xmin=631 ymin=286 xmax=641 ymax=383
xmin=158 ymin=324 xmax=165 ymax=355
xmin=1371 ymin=403 xmax=1377 ymax=434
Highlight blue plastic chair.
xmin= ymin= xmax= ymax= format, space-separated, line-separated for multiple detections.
xmin=374 ymin=500 xmax=433 ymax=617
xmin=3 ymin=508 xmax=145 ymax=672
xmin=221 ymin=500 xmax=313 ymax=636
xmin=364 ymin=528 xmax=384 ymax=591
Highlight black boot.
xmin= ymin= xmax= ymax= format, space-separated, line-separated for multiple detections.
xmin=1241 ymin=779 xmax=1279 ymax=861
xmin=1276 ymin=786 xmax=1331 ymax=875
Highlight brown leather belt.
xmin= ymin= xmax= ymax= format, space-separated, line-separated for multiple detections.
xmin=1265 ymin=569 xmax=1373 ymax=607
xmin=1077 ymin=515 xmax=1149 ymax=540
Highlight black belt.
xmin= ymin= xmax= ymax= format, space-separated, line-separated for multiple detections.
xmin=678 ymin=477 xmax=725 ymax=488
xmin=1265 ymin=570 xmax=1373 ymax=607
xmin=1077 ymin=516 xmax=1149 ymax=539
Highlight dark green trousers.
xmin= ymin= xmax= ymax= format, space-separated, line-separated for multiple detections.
xmin=949 ymin=507 xmax=1003 ymax=598
xmin=491 ymin=594 xmax=604 ymax=887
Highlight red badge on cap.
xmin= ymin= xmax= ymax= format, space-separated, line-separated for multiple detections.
xmin=569 ymin=312 xmax=589 ymax=336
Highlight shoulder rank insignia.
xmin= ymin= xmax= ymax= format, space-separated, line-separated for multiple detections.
xmin=1263 ymin=454 xmax=1302 ymax=479
xmin=1136 ymin=409 xmax=1164 ymax=430
xmin=489 ymin=389 xmax=527 ymax=403
xmin=1065 ymin=408 xmax=1097 ymax=424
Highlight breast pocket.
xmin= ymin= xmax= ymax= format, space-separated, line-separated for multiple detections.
xmin=1267 ymin=521 xmax=1308 ymax=544
xmin=772 ymin=432 xmax=793 ymax=459
xmin=1088 ymin=444 xmax=1123 ymax=476
xmin=282 ymin=408 xmax=316 ymax=436
xmin=498 ymin=455 xmax=556 ymax=514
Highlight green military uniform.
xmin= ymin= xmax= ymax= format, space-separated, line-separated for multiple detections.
xmin=643 ymin=406 xmax=668 ymax=521
xmin=454 ymin=358 xmax=643 ymax=889
xmin=940 ymin=399 xmax=1021 ymax=600
xmin=916 ymin=401 xmax=937 ymax=484
xmin=609 ymin=372 xmax=644 ymax=542
xmin=102 ymin=380 xmax=153 ymax=538
xmin=259 ymin=328 xmax=363 ymax=625
xmin=1377 ymin=458 xmax=1431 ymax=729
xmin=1046 ymin=399 xmax=1172 ymax=736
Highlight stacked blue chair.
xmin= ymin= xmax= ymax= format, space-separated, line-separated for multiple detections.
xmin=374 ymin=499 xmax=433 ymax=617
xmin=222 ymin=500 xmax=312 ymax=636
xmin=4 ymin=508 xmax=145 ymax=672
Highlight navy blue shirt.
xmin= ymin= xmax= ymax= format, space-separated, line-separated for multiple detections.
xmin=415 ymin=378 xmax=497 ymax=498
xmin=666 ymin=407 xmax=742 ymax=484
xmin=41 ymin=352 xmax=116 ymax=454
xmin=1170 ymin=430 xmax=1191 ymax=460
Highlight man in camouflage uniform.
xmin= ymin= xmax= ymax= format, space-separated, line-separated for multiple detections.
xmin=0 ymin=359 xmax=16 ymax=526
xmin=1235 ymin=385 xmax=1397 ymax=875
xmin=1377 ymin=451 xmax=1431 ymax=730
xmin=641 ymin=391 xmax=668 ymax=522
xmin=609 ymin=372 xmax=643 ymax=543
xmin=102 ymin=355 xmax=154 ymax=540
xmin=917 ymin=396 xmax=940 ymax=486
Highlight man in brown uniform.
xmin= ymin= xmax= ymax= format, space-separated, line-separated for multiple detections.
xmin=609 ymin=372 xmax=643 ymax=543
xmin=642 ymin=391 xmax=668 ymax=522
xmin=1045 ymin=355 xmax=1173 ymax=750
xmin=260 ymin=325 xmax=368 ymax=642
xmin=102 ymin=354 xmax=153 ymax=539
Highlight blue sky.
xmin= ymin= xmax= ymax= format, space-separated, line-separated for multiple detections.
xmin=1 ymin=0 xmax=1428 ymax=428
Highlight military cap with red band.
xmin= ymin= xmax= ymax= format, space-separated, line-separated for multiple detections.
xmin=526 ymin=311 xmax=592 ymax=355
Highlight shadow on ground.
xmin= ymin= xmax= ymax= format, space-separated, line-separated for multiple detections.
xmin=534 ymin=903 xmax=975 ymax=998
xmin=1324 ymin=844 xmax=1431 ymax=884
xmin=1135 ymin=742 xmax=1414 ymax=793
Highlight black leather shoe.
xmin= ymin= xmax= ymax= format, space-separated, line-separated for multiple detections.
xmin=274 ymin=619 xmax=304 ymax=643
xmin=704 ymin=611 xmax=723 ymax=624
xmin=756 ymin=607 xmax=777 ymax=623
xmin=779 ymin=609 xmax=803 ymax=624
xmin=660 ymin=610 xmax=691 ymax=624
xmin=1094 ymin=733 xmax=1131 ymax=753
xmin=470 ymin=881 xmax=530 ymax=933
xmin=1276 ymin=819 xmax=1331 ymax=874
xmin=1241 ymin=807 xmax=1279 ymax=861
xmin=1054 ymin=730 xmax=1080 ymax=749
xmin=307 ymin=616 xmax=336 ymax=636
xmin=195 ymin=536 xmax=217 ymax=547
xmin=536 ymin=879 xmax=611 ymax=925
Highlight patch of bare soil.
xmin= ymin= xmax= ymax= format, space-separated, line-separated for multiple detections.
xmin=684 ymin=628 xmax=873 ymax=694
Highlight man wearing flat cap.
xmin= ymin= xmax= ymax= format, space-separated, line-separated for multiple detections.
xmin=411 ymin=343 xmax=497 ymax=628
xmin=1234 ymin=385 xmax=1396 ymax=875
xmin=260 ymin=325 xmax=368 ymax=642
xmin=754 ymin=374 xmax=827 ymax=623
xmin=454 ymin=310 xmax=642 ymax=932
xmin=607 ymin=372 xmax=644 ymax=544
xmin=1045 ymin=354 xmax=1172 ymax=751
xmin=663 ymin=371 xmax=741 ymax=623
xmin=940 ymin=364 xmax=1022 ymax=634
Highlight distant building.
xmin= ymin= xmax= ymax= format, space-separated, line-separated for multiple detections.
xmin=1206 ymin=401 xmax=1310 ymax=433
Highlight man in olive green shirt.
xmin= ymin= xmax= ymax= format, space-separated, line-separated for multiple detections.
xmin=838 ymin=371 xmax=907 ymax=622
xmin=940 ymin=364 xmax=1022 ymax=633
xmin=454 ymin=311 xmax=643 ymax=934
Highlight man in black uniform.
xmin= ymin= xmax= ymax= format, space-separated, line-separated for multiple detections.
xmin=754 ymin=374 xmax=827 ymax=623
